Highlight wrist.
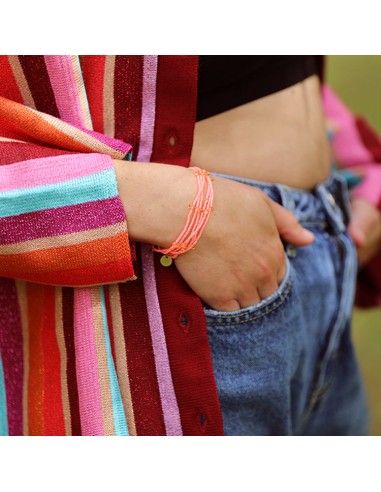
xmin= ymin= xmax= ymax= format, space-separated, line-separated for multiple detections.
xmin=112 ymin=159 xmax=196 ymax=247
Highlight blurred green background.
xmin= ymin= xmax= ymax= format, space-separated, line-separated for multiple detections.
xmin=327 ymin=55 xmax=381 ymax=436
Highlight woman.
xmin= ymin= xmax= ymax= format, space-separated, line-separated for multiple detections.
xmin=0 ymin=55 xmax=378 ymax=435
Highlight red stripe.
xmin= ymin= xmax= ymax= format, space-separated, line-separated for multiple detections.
xmin=118 ymin=247 xmax=166 ymax=435
xmin=148 ymin=55 xmax=223 ymax=434
xmin=0 ymin=142 xmax=75 ymax=166
xmin=62 ymin=287 xmax=82 ymax=435
xmin=0 ymin=277 xmax=24 ymax=435
xmin=154 ymin=255 xmax=223 ymax=435
xmin=80 ymin=56 xmax=106 ymax=134
xmin=114 ymin=56 xmax=144 ymax=158
xmin=151 ymin=56 xmax=199 ymax=167
xmin=18 ymin=56 xmax=60 ymax=117
xmin=0 ymin=56 xmax=24 ymax=103
xmin=42 ymin=285 xmax=66 ymax=435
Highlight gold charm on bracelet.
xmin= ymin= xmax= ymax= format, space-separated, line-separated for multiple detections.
xmin=160 ymin=255 xmax=173 ymax=267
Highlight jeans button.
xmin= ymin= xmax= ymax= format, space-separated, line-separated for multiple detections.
xmin=327 ymin=192 xmax=336 ymax=208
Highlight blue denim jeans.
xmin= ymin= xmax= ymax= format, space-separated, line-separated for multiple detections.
xmin=205 ymin=171 xmax=369 ymax=436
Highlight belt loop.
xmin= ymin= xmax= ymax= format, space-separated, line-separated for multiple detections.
xmin=277 ymin=185 xmax=295 ymax=214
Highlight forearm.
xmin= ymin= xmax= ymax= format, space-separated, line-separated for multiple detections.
xmin=112 ymin=159 xmax=196 ymax=248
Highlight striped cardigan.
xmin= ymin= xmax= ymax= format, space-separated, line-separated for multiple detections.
xmin=1 ymin=56 xmax=381 ymax=436
xmin=0 ymin=55 xmax=223 ymax=436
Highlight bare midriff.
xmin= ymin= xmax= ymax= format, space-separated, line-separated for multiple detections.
xmin=190 ymin=75 xmax=331 ymax=190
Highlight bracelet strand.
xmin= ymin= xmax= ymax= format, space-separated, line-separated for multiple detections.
xmin=152 ymin=167 xmax=214 ymax=264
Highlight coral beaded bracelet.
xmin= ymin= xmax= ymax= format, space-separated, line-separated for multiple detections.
xmin=152 ymin=167 xmax=214 ymax=266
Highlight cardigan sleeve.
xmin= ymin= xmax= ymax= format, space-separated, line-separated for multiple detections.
xmin=322 ymin=84 xmax=381 ymax=307
xmin=322 ymin=84 xmax=381 ymax=208
xmin=0 ymin=96 xmax=136 ymax=287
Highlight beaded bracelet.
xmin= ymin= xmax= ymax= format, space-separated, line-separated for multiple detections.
xmin=153 ymin=166 xmax=214 ymax=266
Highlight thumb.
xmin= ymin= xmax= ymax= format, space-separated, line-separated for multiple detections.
xmin=347 ymin=222 xmax=365 ymax=247
xmin=267 ymin=198 xmax=315 ymax=246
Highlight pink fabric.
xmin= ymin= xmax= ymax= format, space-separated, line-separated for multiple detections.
xmin=351 ymin=164 xmax=381 ymax=207
xmin=323 ymin=84 xmax=381 ymax=207
xmin=0 ymin=153 xmax=112 ymax=191
xmin=44 ymin=56 xmax=87 ymax=128
xmin=136 ymin=56 xmax=158 ymax=162
xmin=322 ymin=85 xmax=373 ymax=167
xmin=74 ymin=288 xmax=104 ymax=436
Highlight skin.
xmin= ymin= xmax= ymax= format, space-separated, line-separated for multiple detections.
xmin=112 ymin=72 xmax=380 ymax=311
xmin=113 ymin=160 xmax=314 ymax=311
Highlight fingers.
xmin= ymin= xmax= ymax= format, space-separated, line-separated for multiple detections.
xmin=266 ymin=197 xmax=315 ymax=246
xmin=207 ymin=298 xmax=242 ymax=312
xmin=238 ymin=254 xmax=287 ymax=308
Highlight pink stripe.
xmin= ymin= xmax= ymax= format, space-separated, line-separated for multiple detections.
xmin=75 ymin=126 xmax=132 ymax=156
xmin=0 ymin=153 xmax=112 ymax=192
xmin=0 ymin=197 xmax=126 ymax=245
xmin=44 ymin=56 xmax=86 ymax=127
xmin=73 ymin=288 xmax=104 ymax=436
xmin=0 ymin=278 xmax=24 ymax=435
xmin=141 ymin=244 xmax=182 ymax=436
xmin=136 ymin=56 xmax=158 ymax=162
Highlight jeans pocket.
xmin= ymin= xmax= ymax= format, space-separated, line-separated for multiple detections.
xmin=204 ymin=254 xmax=293 ymax=328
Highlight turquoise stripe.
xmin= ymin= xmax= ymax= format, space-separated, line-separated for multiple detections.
xmin=100 ymin=287 xmax=129 ymax=436
xmin=0 ymin=355 xmax=9 ymax=436
xmin=0 ymin=169 xmax=118 ymax=218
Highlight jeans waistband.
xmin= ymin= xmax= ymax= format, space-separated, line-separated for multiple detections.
xmin=211 ymin=169 xmax=351 ymax=234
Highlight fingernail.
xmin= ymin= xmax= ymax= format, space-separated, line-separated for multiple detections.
xmin=303 ymin=230 xmax=315 ymax=241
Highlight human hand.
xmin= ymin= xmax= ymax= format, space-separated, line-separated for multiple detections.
xmin=175 ymin=176 xmax=314 ymax=311
xmin=348 ymin=196 xmax=381 ymax=267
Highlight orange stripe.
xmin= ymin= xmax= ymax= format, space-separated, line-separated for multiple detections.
xmin=91 ymin=288 xmax=115 ymax=436
xmin=42 ymin=285 xmax=66 ymax=435
xmin=26 ymin=283 xmax=44 ymax=435
xmin=103 ymin=56 xmax=116 ymax=138
xmin=104 ymin=286 xmax=117 ymax=368
xmin=0 ymin=96 xmax=95 ymax=153
xmin=3 ymin=259 xmax=136 ymax=287
xmin=0 ymin=232 xmax=131 ymax=274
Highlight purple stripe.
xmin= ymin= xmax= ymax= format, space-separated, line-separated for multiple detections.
xmin=137 ymin=56 xmax=182 ymax=435
xmin=136 ymin=56 xmax=158 ymax=162
xmin=141 ymin=244 xmax=182 ymax=436
xmin=0 ymin=197 xmax=126 ymax=245
xmin=0 ymin=278 xmax=24 ymax=435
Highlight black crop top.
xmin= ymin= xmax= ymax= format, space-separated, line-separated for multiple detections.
xmin=196 ymin=55 xmax=322 ymax=121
